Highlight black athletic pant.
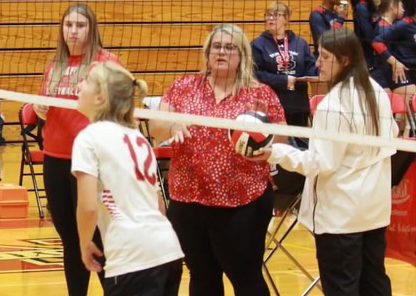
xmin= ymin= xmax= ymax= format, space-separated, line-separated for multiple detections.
xmin=285 ymin=112 xmax=310 ymax=149
xmin=168 ymin=186 xmax=274 ymax=296
xmin=285 ymin=112 xmax=310 ymax=128
xmin=44 ymin=155 xmax=105 ymax=296
xmin=104 ymin=259 xmax=183 ymax=296
xmin=315 ymin=227 xmax=392 ymax=296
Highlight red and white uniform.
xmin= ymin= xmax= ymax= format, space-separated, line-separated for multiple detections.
xmin=40 ymin=49 xmax=119 ymax=159
xmin=71 ymin=121 xmax=184 ymax=277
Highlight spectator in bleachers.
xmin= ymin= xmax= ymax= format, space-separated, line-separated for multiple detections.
xmin=33 ymin=4 xmax=120 ymax=296
xmin=373 ymin=0 xmax=415 ymax=136
xmin=350 ymin=0 xmax=378 ymax=70
xmin=252 ymin=1 xmax=318 ymax=148
xmin=310 ymin=0 xmax=348 ymax=57
xmin=372 ymin=0 xmax=405 ymax=91
xmin=372 ymin=0 xmax=415 ymax=101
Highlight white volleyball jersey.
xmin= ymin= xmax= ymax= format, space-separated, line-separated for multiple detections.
xmin=72 ymin=121 xmax=183 ymax=277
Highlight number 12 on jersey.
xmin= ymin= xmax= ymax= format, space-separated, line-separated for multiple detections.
xmin=124 ymin=134 xmax=157 ymax=185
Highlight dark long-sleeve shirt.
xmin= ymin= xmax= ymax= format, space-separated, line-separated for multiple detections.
xmin=353 ymin=0 xmax=377 ymax=68
xmin=252 ymin=30 xmax=318 ymax=114
xmin=372 ymin=17 xmax=416 ymax=69
xmin=309 ymin=6 xmax=345 ymax=56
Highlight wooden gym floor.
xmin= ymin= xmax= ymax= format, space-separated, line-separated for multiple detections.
xmin=0 ymin=144 xmax=415 ymax=296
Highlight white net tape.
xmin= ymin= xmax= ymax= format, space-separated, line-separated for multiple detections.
xmin=1 ymin=88 xmax=415 ymax=153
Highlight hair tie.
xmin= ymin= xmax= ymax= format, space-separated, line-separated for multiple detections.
xmin=132 ymin=79 xmax=138 ymax=86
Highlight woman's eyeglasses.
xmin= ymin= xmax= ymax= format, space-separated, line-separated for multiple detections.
xmin=211 ymin=42 xmax=238 ymax=54
xmin=264 ymin=12 xmax=286 ymax=19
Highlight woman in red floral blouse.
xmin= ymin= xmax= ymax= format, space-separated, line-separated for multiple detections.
xmin=151 ymin=24 xmax=286 ymax=296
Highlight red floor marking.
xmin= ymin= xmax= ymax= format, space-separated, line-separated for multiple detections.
xmin=0 ymin=219 xmax=53 ymax=229
xmin=0 ymin=261 xmax=63 ymax=273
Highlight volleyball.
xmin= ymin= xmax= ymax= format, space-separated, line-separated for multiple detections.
xmin=229 ymin=111 xmax=274 ymax=157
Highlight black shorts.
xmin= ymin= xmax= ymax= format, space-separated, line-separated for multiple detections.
xmin=104 ymin=259 xmax=183 ymax=296
xmin=371 ymin=66 xmax=416 ymax=90
xmin=371 ymin=67 xmax=391 ymax=89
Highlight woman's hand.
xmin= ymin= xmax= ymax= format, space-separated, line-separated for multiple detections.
xmin=81 ymin=241 xmax=103 ymax=272
xmin=33 ymin=104 xmax=49 ymax=120
xmin=287 ymin=75 xmax=296 ymax=91
xmin=388 ymin=56 xmax=408 ymax=84
xmin=169 ymin=123 xmax=191 ymax=143
xmin=392 ymin=61 xmax=408 ymax=84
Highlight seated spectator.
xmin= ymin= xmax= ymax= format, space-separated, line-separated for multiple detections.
xmin=350 ymin=0 xmax=378 ymax=70
xmin=310 ymin=0 xmax=347 ymax=57
xmin=252 ymin=1 xmax=318 ymax=148
xmin=373 ymin=0 xmax=415 ymax=136
xmin=372 ymin=0 xmax=405 ymax=91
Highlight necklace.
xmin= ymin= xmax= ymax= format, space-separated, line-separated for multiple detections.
xmin=274 ymin=33 xmax=290 ymax=74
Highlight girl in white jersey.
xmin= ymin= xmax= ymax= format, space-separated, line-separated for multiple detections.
xmin=71 ymin=61 xmax=184 ymax=296
xmin=252 ymin=29 xmax=398 ymax=296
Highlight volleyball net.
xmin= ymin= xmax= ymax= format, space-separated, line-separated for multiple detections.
xmin=0 ymin=0 xmax=414 ymax=153
xmin=0 ymin=0 xmax=321 ymax=94
xmin=1 ymin=0 xmax=416 ymax=293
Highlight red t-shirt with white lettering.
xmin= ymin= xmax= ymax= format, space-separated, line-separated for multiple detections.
xmin=164 ymin=75 xmax=286 ymax=207
xmin=40 ymin=49 xmax=119 ymax=159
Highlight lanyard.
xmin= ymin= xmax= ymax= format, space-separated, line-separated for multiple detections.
xmin=274 ymin=34 xmax=290 ymax=73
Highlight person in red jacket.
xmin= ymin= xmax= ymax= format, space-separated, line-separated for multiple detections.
xmin=33 ymin=4 xmax=119 ymax=295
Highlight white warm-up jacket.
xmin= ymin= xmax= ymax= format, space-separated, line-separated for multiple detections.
xmin=268 ymin=78 xmax=399 ymax=234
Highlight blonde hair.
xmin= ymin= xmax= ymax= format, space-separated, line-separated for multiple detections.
xmin=88 ymin=62 xmax=147 ymax=128
xmin=267 ymin=2 xmax=292 ymax=18
xmin=201 ymin=24 xmax=258 ymax=95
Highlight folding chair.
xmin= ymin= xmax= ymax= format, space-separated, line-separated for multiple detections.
xmin=263 ymin=173 xmax=321 ymax=296
xmin=18 ymin=104 xmax=46 ymax=219
xmin=137 ymin=99 xmax=171 ymax=209
xmin=309 ymin=94 xmax=325 ymax=116
xmin=390 ymin=93 xmax=416 ymax=187
xmin=263 ymin=194 xmax=301 ymax=296
xmin=412 ymin=94 xmax=416 ymax=113
xmin=389 ymin=92 xmax=416 ymax=137
xmin=409 ymin=94 xmax=416 ymax=132
xmin=262 ymin=97 xmax=325 ymax=296
xmin=308 ymin=94 xmax=325 ymax=127
xmin=152 ymin=146 xmax=172 ymax=208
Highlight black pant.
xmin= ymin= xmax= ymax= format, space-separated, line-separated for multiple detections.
xmin=168 ymin=186 xmax=274 ymax=296
xmin=285 ymin=112 xmax=310 ymax=149
xmin=285 ymin=112 xmax=309 ymax=128
xmin=44 ymin=155 xmax=105 ymax=296
xmin=315 ymin=227 xmax=392 ymax=296
xmin=104 ymin=259 xmax=182 ymax=296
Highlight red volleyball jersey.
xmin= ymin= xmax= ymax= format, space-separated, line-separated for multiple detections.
xmin=40 ymin=49 xmax=120 ymax=159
